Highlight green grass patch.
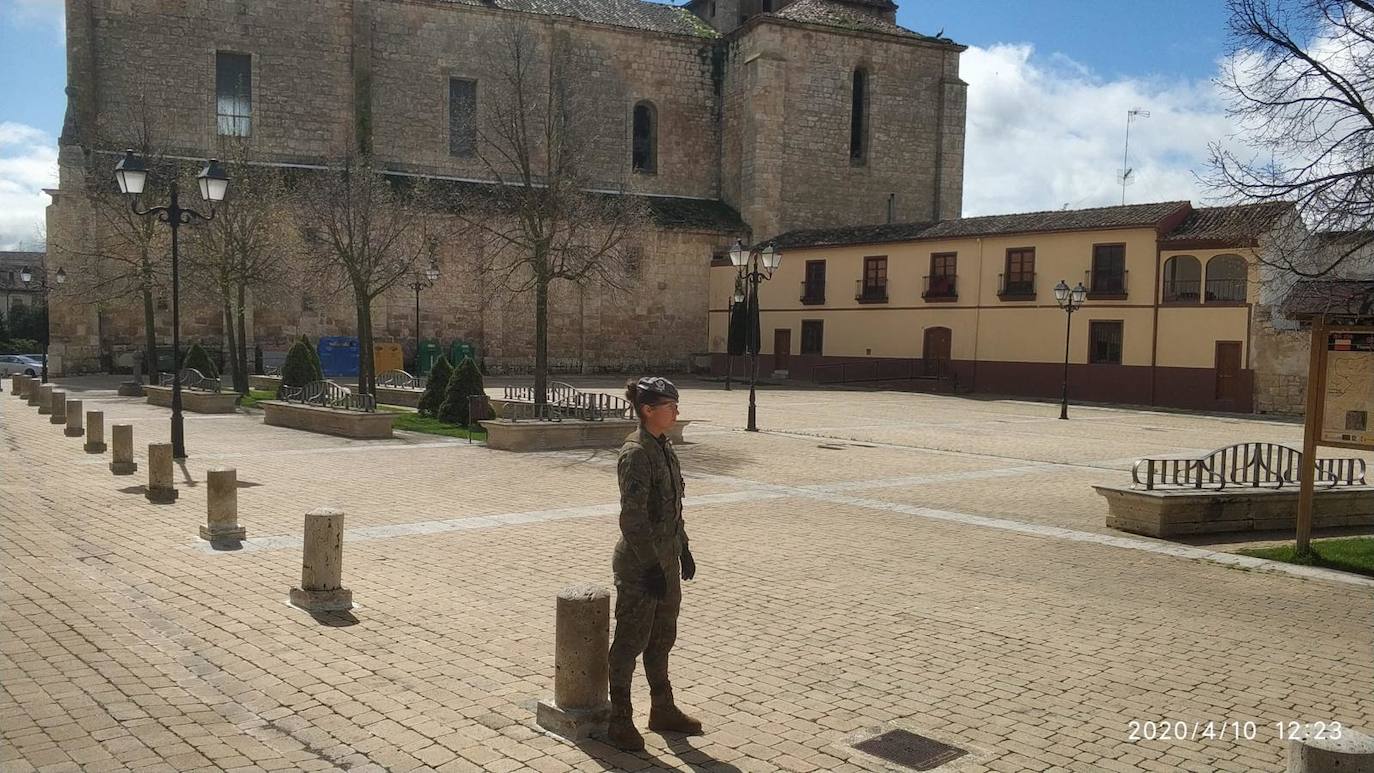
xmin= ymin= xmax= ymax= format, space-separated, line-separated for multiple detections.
xmin=389 ymin=410 xmax=487 ymax=440
xmin=1237 ymin=537 xmax=1374 ymax=578
xmin=238 ymin=389 xmax=277 ymax=409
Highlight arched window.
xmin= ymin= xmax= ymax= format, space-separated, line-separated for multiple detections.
xmin=1205 ymin=254 xmax=1247 ymax=302
xmin=632 ymin=101 xmax=657 ymax=174
xmin=850 ymin=68 xmax=868 ymax=164
xmin=1162 ymin=255 xmax=1201 ymax=302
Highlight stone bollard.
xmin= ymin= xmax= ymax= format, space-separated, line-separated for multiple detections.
xmin=289 ymin=508 xmax=353 ymax=612
xmin=64 ymin=400 xmax=84 ymax=437
xmin=24 ymin=377 xmax=40 ymax=405
xmin=200 ymin=467 xmax=246 ymax=542
xmin=9 ymin=374 xmax=19 ymax=395
xmin=48 ymin=391 xmax=68 ymax=425
xmin=1287 ymin=724 xmax=1374 ymax=773
xmin=535 ymin=584 xmax=612 ymax=740
xmin=37 ymin=384 xmax=54 ymax=413
xmin=109 ymin=424 xmax=137 ymax=474
xmin=85 ymin=411 xmax=107 ymax=453
xmin=145 ymin=443 xmax=178 ymax=503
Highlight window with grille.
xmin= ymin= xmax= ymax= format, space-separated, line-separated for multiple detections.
xmin=449 ymin=78 xmax=477 ymax=157
xmin=1091 ymin=244 xmax=1126 ymax=294
xmin=216 ymin=52 xmax=252 ymax=137
xmin=801 ymin=320 xmax=823 ymax=355
xmin=1089 ymin=320 xmax=1123 ymax=364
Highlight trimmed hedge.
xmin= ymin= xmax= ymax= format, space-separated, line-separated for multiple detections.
xmin=183 ymin=343 xmax=218 ymax=378
xmin=277 ymin=341 xmax=322 ymax=397
xmin=418 ymin=356 xmax=453 ymax=417
xmin=299 ymin=334 xmax=323 ymax=376
xmin=437 ymin=356 xmax=485 ymax=426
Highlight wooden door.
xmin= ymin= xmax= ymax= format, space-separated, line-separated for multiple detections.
xmin=774 ymin=329 xmax=791 ymax=372
xmin=923 ymin=327 xmax=952 ymax=377
xmin=1215 ymin=341 xmax=1242 ymax=402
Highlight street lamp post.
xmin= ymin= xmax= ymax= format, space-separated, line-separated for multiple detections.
xmin=1053 ymin=279 xmax=1088 ymax=420
xmin=729 ymin=239 xmax=781 ymax=432
xmin=115 ymin=149 xmax=229 ymax=460
xmin=19 ymin=264 xmax=66 ymax=383
xmin=725 ymin=279 xmax=745 ymax=392
xmin=409 ymin=261 xmax=441 ymax=372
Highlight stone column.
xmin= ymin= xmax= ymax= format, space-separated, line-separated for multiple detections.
xmin=1288 ymin=724 xmax=1374 ymax=772
xmin=65 ymin=400 xmax=84 ymax=437
xmin=200 ymin=467 xmax=246 ymax=542
xmin=48 ymin=391 xmax=68 ymax=424
xmin=535 ymin=584 xmax=612 ymax=740
xmin=85 ymin=411 xmax=107 ymax=453
xmin=37 ymin=384 xmax=54 ymax=413
xmin=145 ymin=443 xmax=178 ymax=503
xmin=289 ymin=508 xmax=353 ymax=611
xmin=109 ymin=424 xmax=137 ymax=474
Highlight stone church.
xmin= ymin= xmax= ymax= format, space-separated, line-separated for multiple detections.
xmin=46 ymin=0 xmax=966 ymax=375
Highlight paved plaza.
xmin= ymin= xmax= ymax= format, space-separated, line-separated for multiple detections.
xmin=2 ymin=378 xmax=1372 ymax=772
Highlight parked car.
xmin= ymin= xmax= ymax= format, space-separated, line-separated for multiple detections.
xmin=0 ymin=354 xmax=44 ymax=377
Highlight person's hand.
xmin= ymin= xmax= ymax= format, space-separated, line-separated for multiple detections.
xmin=680 ymin=547 xmax=696 ymax=581
xmin=642 ymin=565 xmax=668 ymax=599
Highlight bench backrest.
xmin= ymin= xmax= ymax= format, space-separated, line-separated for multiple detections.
xmin=279 ymin=380 xmax=376 ymax=412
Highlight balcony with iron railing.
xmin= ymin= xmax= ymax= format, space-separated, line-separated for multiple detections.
xmin=855 ymin=279 xmax=888 ymax=304
xmin=922 ymin=274 xmax=957 ymax=302
xmin=997 ymin=272 xmax=1036 ymax=300
xmin=1162 ymin=279 xmax=1201 ymax=303
xmin=800 ymin=280 xmax=826 ymax=305
xmin=1085 ymin=268 xmax=1129 ymax=300
xmin=1205 ymin=278 xmax=1247 ymax=303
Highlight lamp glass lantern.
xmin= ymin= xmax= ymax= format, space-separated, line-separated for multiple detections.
xmin=425 ymin=262 xmax=441 ymax=283
xmin=1071 ymin=282 xmax=1088 ymax=306
xmin=55 ymin=267 xmax=66 ymax=285
xmin=761 ymin=241 xmax=781 ymax=273
xmin=114 ymin=149 xmax=148 ymax=196
xmin=729 ymin=239 xmax=747 ymax=268
xmin=19 ymin=265 xmax=32 ymax=284
xmin=197 ymin=159 xmax=229 ymax=202
xmin=1054 ymin=279 xmax=1070 ymax=304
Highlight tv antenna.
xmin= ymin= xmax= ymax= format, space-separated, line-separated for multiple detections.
xmin=1118 ymin=108 xmax=1150 ymax=205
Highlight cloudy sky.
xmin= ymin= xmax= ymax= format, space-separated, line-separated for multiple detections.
xmin=0 ymin=0 xmax=1243 ymax=250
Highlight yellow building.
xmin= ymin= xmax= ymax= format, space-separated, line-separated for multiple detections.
xmin=709 ymin=201 xmax=1293 ymax=412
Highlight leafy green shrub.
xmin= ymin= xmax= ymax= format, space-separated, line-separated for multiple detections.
xmin=277 ymin=341 xmax=322 ymax=397
xmin=418 ymin=356 xmax=452 ymax=417
xmin=299 ymin=334 xmax=322 ymax=376
xmin=183 ymin=343 xmax=218 ymax=378
xmin=437 ymin=357 xmax=485 ymax=426
xmin=0 ymin=338 xmax=39 ymax=355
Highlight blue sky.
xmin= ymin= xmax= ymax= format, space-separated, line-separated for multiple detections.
xmin=0 ymin=0 xmax=1242 ymax=248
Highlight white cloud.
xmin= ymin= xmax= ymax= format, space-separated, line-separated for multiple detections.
xmin=6 ymin=0 xmax=65 ymax=41
xmin=0 ymin=122 xmax=58 ymax=250
xmin=960 ymin=43 xmax=1235 ymax=216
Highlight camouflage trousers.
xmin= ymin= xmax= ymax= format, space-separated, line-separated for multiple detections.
xmin=608 ymin=555 xmax=682 ymax=718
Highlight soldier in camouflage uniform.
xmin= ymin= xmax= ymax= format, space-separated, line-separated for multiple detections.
xmin=606 ymin=376 xmax=702 ymax=750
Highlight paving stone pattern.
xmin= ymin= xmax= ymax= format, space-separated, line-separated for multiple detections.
xmin=2 ymin=378 xmax=1372 ymax=772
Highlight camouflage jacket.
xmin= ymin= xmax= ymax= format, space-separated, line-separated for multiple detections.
xmin=614 ymin=426 xmax=688 ymax=574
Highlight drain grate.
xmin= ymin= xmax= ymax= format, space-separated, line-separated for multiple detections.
xmin=852 ymin=729 xmax=967 ymax=771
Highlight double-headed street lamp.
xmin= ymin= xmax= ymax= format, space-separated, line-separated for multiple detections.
xmin=19 ymin=264 xmax=66 ymax=383
xmin=1053 ymin=279 xmax=1088 ymax=420
xmin=115 ymin=149 xmax=230 ymax=460
xmin=725 ymin=278 xmax=745 ymax=392
xmin=409 ymin=260 xmax=441 ymax=371
xmin=728 ymin=238 xmax=781 ymax=432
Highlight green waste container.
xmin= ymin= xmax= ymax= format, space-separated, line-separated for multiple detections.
xmin=448 ymin=340 xmax=475 ymax=367
xmin=417 ymin=339 xmax=443 ymax=375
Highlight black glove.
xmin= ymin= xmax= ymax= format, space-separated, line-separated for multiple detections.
xmin=641 ymin=565 xmax=668 ymax=599
xmin=680 ymin=546 xmax=696 ymax=581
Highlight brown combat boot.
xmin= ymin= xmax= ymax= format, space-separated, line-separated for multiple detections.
xmin=606 ymin=715 xmax=645 ymax=751
xmin=648 ymin=704 xmax=703 ymax=735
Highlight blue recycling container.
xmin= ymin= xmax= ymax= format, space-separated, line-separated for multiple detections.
xmin=317 ymin=336 xmax=360 ymax=378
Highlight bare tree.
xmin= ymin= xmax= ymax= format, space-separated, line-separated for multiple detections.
xmin=458 ymin=24 xmax=650 ymax=403
xmin=294 ymin=158 xmax=446 ymax=397
xmin=1208 ymin=0 xmax=1374 ymax=282
xmin=184 ymin=138 xmax=288 ymax=394
xmin=54 ymin=97 xmax=172 ymax=378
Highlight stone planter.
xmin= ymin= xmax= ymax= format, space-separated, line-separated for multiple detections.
xmin=262 ymin=401 xmax=395 ymax=439
xmin=480 ymin=418 xmax=638 ymax=452
xmin=144 ymin=385 xmax=239 ymax=414
xmin=376 ymin=385 xmax=423 ymax=408
xmin=1096 ymin=484 xmax=1374 ymax=537
xmin=249 ymin=374 xmax=282 ymax=392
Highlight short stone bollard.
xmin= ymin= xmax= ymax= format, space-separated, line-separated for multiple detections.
xmin=37 ymin=384 xmax=54 ymax=413
xmin=48 ymin=391 xmax=68 ymax=425
xmin=109 ymin=424 xmax=137 ymax=474
xmin=200 ymin=467 xmax=246 ymax=542
xmin=145 ymin=443 xmax=178 ymax=503
xmin=24 ymin=377 xmax=40 ymax=405
xmin=289 ymin=507 xmax=353 ymax=612
xmin=85 ymin=411 xmax=107 ymax=453
xmin=64 ymin=400 xmax=84 ymax=437
xmin=1287 ymin=724 xmax=1374 ymax=773
xmin=535 ymin=584 xmax=612 ymax=740
xmin=9 ymin=374 xmax=20 ymax=395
